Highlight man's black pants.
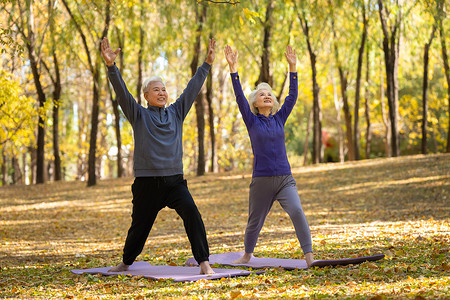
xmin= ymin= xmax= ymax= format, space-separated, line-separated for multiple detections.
xmin=122 ymin=175 xmax=209 ymax=265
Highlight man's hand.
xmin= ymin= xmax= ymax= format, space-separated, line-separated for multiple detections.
xmin=205 ymin=38 xmax=216 ymax=65
xmin=101 ymin=37 xmax=121 ymax=67
xmin=285 ymin=45 xmax=297 ymax=72
xmin=224 ymin=45 xmax=238 ymax=73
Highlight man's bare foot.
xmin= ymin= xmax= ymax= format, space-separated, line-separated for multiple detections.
xmin=305 ymin=252 xmax=315 ymax=267
xmin=232 ymin=252 xmax=252 ymax=264
xmin=199 ymin=261 xmax=215 ymax=274
xmin=108 ymin=262 xmax=130 ymax=272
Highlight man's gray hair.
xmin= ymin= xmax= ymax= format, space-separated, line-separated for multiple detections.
xmin=142 ymin=76 xmax=165 ymax=94
xmin=248 ymin=82 xmax=279 ymax=115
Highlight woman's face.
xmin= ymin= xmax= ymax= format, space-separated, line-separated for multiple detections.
xmin=253 ymin=89 xmax=274 ymax=111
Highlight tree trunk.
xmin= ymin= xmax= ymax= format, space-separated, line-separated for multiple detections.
xmin=380 ymin=61 xmax=391 ymax=157
xmin=330 ymin=5 xmax=353 ymax=161
xmin=190 ymin=4 xmax=207 ymax=176
xmin=338 ymin=68 xmax=353 ymax=161
xmin=364 ymin=42 xmax=371 ymax=159
xmin=256 ymin=0 xmax=274 ymax=87
xmin=378 ymin=0 xmax=401 ymax=157
xmin=312 ymin=54 xmax=323 ymax=164
xmin=45 ymin=0 xmax=63 ymax=181
xmin=303 ymin=108 xmax=313 ymax=166
xmin=331 ymin=68 xmax=344 ymax=162
xmin=62 ymin=0 xmax=111 ymax=186
xmin=109 ymin=85 xmax=124 ymax=177
xmin=30 ymin=146 xmax=36 ymax=184
xmin=206 ymin=62 xmax=215 ymax=173
xmin=214 ymin=70 xmax=228 ymax=172
xmin=296 ymin=6 xmax=322 ymax=164
xmin=136 ymin=0 xmax=144 ymax=105
xmin=354 ymin=5 xmax=368 ymax=160
xmin=23 ymin=152 xmax=28 ymax=185
xmin=422 ymin=25 xmax=437 ymax=154
xmin=21 ymin=2 xmax=47 ymax=184
xmin=87 ymin=61 xmax=101 ymax=186
xmin=12 ymin=153 xmax=23 ymax=184
xmin=439 ymin=21 xmax=450 ymax=152
xmin=113 ymin=28 xmax=125 ymax=177
xmin=1 ymin=149 xmax=6 ymax=186
xmin=51 ymin=50 xmax=62 ymax=181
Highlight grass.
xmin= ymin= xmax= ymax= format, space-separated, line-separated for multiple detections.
xmin=0 ymin=153 xmax=449 ymax=299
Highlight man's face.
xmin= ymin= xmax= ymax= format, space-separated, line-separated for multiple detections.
xmin=144 ymin=81 xmax=168 ymax=107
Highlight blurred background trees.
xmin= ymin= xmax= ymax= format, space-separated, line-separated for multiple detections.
xmin=0 ymin=0 xmax=448 ymax=186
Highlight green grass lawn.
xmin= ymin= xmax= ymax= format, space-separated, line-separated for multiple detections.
xmin=1 ymin=154 xmax=449 ymax=299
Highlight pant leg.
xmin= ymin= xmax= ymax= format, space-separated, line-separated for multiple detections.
xmin=122 ymin=177 xmax=164 ymax=265
xmin=244 ymin=176 xmax=276 ymax=254
xmin=275 ymin=175 xmax=313 ymax=254
xmin=165 ymin=176 xmax=210 ymax=264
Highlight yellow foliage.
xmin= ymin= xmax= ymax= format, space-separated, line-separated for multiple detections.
xmin=0 ymin=70 xmax=36 ymax=154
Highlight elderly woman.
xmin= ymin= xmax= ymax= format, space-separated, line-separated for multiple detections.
xmin=101 ymin=37 xmax=216 ymax=274
xmin=224 ymin=45 xmax=315 ymax=266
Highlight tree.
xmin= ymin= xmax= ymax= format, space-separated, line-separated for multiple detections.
xmin=6 ymin=1 xmax=49 ymax=183
xmin=354 ymin=1 xmax=368 ymax=160
xmin=0 ymin=70 xmax=36 ymax=185
xmin=364 ymin=40 xmax=371 ymax=159
xmin=330 ymin=1 xmax=354 ymax=161
xmin=41 ymin=0 xmax=63 ymax=180
xmin=377 ymin=0 xmax=417 ymax=157
xmin=436 ymin=2 xmax=450 ymax=152
xmin=61 ymin=0 xmax=111 ymax=186
xmin=295 ymin=0 xmax=324 ymax=164
xmin=136 ymin=0 xmax=145 ymax=106
xmin=255 ymin=0 xmax=274 ymax=87
xmin=206 ymin=43 xmax=216 ymax=172
xmin=190 ymin=3 xmax=208 ymax=176
xmin=421 ymin=6 xmax=437 ymax=154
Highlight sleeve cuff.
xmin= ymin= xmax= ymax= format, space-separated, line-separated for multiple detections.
xmin=202 ymin=61 xmax=212 ymax=70
xmin=107 ymin=62 xmax=117 ymax=72
xmin=230 ymin=72 xmax=239 ymax=80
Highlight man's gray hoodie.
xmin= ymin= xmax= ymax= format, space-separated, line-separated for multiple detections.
xmin=107 ymin=62 xmax=211 ymax=177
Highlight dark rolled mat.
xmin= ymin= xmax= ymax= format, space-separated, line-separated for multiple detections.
xmin=186 ymin=251 xmax=385 ymax=270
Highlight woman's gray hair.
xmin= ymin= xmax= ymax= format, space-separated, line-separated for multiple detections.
xmin=248 ymin=82 xmax=279 ymax=115
xmin=142 ymin=76 xmax=165 ymax=94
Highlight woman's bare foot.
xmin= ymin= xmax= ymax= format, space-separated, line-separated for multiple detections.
xmin=108 ymin=262 xmax=130 ymax=272
xmin=199 ymin=261 xmax=215 ymax=274
xmin=232 ymin=252 xmax=252 ymax=264
xmin=305 ymin=252 xmax=315 ymax=267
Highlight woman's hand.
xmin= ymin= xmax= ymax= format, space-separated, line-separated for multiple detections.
xmin=285 ymin=45 xmax=297 ymax=72
xmin=224 ymin=45 xmax=238 ymax=73
xmin=101 ymin=37 xmax=121 ymax=67
xmin=205 ymin=38 xmax=216 ymax=65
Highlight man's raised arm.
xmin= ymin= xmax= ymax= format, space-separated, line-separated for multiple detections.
xmin=102 ymin=38 xmax=139 ymax=125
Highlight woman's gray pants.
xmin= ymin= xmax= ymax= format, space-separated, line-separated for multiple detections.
xmin=244 ymin=175 xmax=313 ymax=254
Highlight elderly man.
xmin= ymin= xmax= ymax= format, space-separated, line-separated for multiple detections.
xmin=101 ymin=37 xmax=216 ymax=274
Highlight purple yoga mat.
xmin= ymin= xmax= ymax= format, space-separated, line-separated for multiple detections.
xmin=71 ymin=261 xmax=261 ymax=282
xmin=186 ymin=251 xmax=385 ymax=270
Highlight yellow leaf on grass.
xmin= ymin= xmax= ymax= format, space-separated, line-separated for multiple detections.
xmin=367 ymin=263 xmax=378 ymax=269
xmin=230 ymin=290 xmax=242 ymax=299
xmin=385 ymin=250 xmax=394 ymax=258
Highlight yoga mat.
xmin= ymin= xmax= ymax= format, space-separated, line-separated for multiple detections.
xmin=71 ymin=261 xmax=261 ymax=282
xmin=186 ymin=251 xmax=385 ymax=270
